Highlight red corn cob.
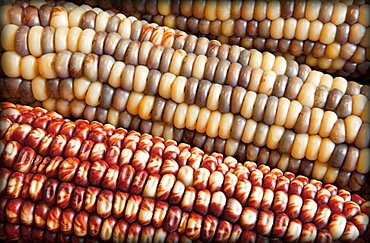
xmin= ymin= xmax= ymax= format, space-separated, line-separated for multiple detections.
xmin=0 ymin=102 xmax=369 ymax=243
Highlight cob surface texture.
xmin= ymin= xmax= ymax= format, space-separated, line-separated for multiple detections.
xmin=0 ymin=102 xmax=370 ymax=243
xmin=70 ymin=0 xmax=370 ymax=80
xmin=0 ymin=0 xmax=369 ymax=242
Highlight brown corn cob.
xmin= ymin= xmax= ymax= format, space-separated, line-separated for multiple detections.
xmin=67 ymin=0 xmax=370 ymax=80
xmin=0 ymin=102 xmax=370 ymax=243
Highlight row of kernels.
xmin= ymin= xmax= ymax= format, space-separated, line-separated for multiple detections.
xmin=0 ymin=21 xmax=292 ymax=79
xmin=0 ymin=190 xmax=187 ymax=241
xmin=144 ymin=13 xmax=369 ymax=48
xmin=234 ymin=36 xmax=369 ymax=77
xmin=238 ymin=32 xmax=367 ymax=61
xmin=305 ymin=71 xmax=370 ymax=100
xmin=3 ymin=152 xmax=368 ymax=217
xmin=304 ymin=54 xmax=367 ymax=75
xmin=3 ymin=140 xmax=196 ymax=193
xmin=0 ymin=219 xmax=187 ymax=243
xmin=1 ymin=106 xmax=117 ymax=144
xmin=1 ymin=2 xmax=98 ymax=28
xmin=1 ymin=192 xmax=332 ymax=242
xmin=127 ymin=0 xmax=370 ymax=26
xmin=7 ymin=148 xmax=243 ymax=207
xmin=0 ymin=46 xmax=285 ymax=90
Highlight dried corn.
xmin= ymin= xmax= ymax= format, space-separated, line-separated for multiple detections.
xmin=67 ymin=0 xmax=370 ymax=79
xmin=0 ymin=102 xmax=369 ymax=242
xmin=0 ymin=0 xmax=369 ymax=240
xmin=0 ymin=0 xmax=368 ymax=79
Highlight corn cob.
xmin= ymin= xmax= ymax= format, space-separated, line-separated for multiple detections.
xmin=1 ymin=48 xmax=369 ymax=119
xmin=67 ymin=0 xmax=370 ymax=79
xmin=1 ymin=21 xmax=367 ymax=99
xmin=0 ymin=1 xmax=368 ymax=80
xmin=0 ymin=19 xmax=367 ymax=140
xmin=0 ymin=102 xmax=370 ymax=243
xmin=1 ymin=50 xmax=369 ymax=155
xmin=1 ymin=17 xmax=369 ymax=122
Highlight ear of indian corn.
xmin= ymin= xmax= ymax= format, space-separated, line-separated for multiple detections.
xmin=0 ymin=102 xmax=369 ymax=243
xmin=0 ymin=0 xmax=369 ymax=81
xmin=27 ymin=0 xmax=369 ymax=80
